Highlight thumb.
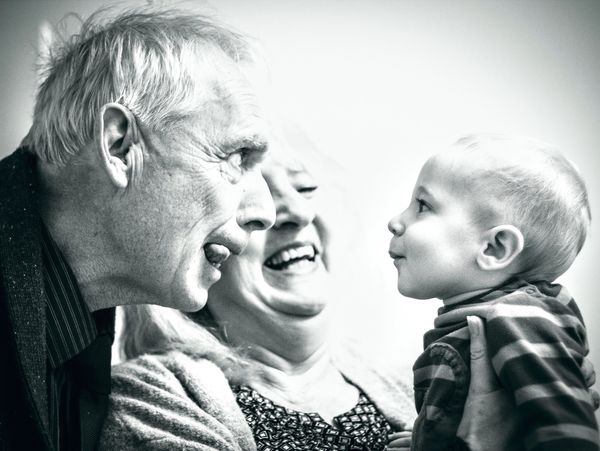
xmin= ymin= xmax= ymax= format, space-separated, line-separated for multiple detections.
xmin=467 ymin=315 xmax=499 ymax=393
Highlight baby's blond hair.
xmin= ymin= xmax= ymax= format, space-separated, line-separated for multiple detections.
xmin=447 ymin=134 xmax=590 ymax=282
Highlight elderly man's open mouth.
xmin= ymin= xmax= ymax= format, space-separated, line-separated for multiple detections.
xmin=203 ymin=243 xmax=232 ymax=269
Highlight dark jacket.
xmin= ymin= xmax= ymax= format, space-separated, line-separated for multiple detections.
xmin=0 ymin=148 xmax=52 ymax=450
xmin=0 ymin=148 xmax=116 ymax=451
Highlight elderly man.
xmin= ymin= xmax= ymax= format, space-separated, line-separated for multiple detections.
xmin=0 ymin=8 xmax=275 ymax=451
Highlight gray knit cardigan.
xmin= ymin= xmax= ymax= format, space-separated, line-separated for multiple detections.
xmin=99 ymin=348 xmax=416 ymax=450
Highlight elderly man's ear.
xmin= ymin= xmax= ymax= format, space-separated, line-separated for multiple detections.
xmin=477 ymin=225 xmax=525 ymax=271
xmin=97 ymin=103 xmax=143 ymax=189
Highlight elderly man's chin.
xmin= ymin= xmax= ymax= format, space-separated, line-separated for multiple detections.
xmin=166 ymin=283 xmax=209 ymax=313
xmin=168 ymin=254 xmax=225 ymax=312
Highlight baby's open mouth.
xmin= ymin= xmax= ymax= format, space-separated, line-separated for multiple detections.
xmin=264 ymin=243 xmax=318 ymax=271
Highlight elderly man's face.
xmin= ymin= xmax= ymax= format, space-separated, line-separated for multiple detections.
xmin=115 ymin=59 xmax=275 ymax=312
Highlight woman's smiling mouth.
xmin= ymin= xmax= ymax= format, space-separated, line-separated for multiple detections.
xmin=264 ymin=242 xmax=319 ymax=272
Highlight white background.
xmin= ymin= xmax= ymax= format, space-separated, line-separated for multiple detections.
xmin=1 ymin=0 xmax=599 ymax=424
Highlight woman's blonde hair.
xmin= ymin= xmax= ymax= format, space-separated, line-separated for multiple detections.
xmin=120 ymin=304 xmax=253 ymax=384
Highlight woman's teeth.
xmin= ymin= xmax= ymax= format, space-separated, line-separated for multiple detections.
xmin=264 ymin=244 xmax=317 ymax=270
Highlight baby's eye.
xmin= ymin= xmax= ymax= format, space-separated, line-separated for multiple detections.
xmin=416 ymin=198 xmax=430 ymax=213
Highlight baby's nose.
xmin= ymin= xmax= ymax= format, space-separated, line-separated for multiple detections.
xmin=388 ymin=216 xmax=405 ymax=235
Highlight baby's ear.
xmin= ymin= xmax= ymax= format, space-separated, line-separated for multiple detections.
xmin=477 ymin=225 xmax=524 ymax=271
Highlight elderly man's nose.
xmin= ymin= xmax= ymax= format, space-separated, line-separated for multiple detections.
xmin=274 ymin=192 xmax=315 ymax=229
xmin=388 ymin=215 xmax=405 ymax=236
xmin=237 ymin=171 xmax=276 ymax=232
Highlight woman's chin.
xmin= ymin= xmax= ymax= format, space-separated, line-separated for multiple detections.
xmin=261 ymin=261 xmax=331 ymax=317
xmin=264 ymin=296 xmax=328 ymax=317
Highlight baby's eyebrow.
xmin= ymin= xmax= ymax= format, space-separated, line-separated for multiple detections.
xmin=415 ymin=185 xmax=432 ymax=197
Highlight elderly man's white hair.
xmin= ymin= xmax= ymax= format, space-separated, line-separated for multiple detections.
xmin=30 ymin=7 xmax=260 ymax=164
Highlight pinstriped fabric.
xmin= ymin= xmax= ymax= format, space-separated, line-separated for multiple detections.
xmin=41 ymin=224 xmax=96 ymax=369
xmin=41 ymin=223 xmax=98 ymax=448
xmin=411 ymin=280 xmax=599 ymax=451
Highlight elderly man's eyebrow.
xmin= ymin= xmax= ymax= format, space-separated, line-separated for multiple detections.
xmin=224 ymin=135 xmax=269 ymax=153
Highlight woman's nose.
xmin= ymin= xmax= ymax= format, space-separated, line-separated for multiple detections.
xmin=273 ymin=190 xmax=316 ymax=230
xmin=236 ymin=170 xmax=276 ymax=232
xmin=388 ymin=214 xmax=405 ymax=236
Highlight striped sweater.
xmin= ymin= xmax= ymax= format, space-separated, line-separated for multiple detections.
xmin=411 ymin=279 xmax=599 ymax=451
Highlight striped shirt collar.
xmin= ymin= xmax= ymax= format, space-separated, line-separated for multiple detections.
xmin=42 ymin=223 xmax=97 ymax=369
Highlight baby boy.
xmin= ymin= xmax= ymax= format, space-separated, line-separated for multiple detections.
xmin=388 ymin=134 xmax=598 ymax=450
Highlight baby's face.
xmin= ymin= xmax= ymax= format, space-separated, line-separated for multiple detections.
xmin=387 ymin=155 xmax=486 ymax=300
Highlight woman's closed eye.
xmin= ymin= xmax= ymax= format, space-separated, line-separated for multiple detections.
xmin=293 ymin=170 xmax=319 ymax=198
xmin=297 ymin=184 xmax=318 ymax=198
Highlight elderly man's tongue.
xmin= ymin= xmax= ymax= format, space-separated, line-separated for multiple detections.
xmin=204 ymin=243 xmax=231 ymax=268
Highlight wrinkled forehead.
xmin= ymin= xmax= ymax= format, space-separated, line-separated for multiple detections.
xmin=202 ymin=62 xmax=265 ymax=124
xmin=154 ymin=82 xmax=269 ymax=161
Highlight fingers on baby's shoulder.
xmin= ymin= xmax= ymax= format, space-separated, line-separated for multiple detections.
xmin=387 ymin=430 xmax=412 ymax=450
xmin=466 ymin=316 xmax=487 ymax=361
xmin=582 ymin=357 xmax=596 ymax=386
xmin=591 ymin=389 xmax=600 ymax=410
xmin=466 ymin=316 xmax=484 ymax=337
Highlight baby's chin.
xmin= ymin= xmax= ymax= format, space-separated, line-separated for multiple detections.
xmin=397 ymin=284 xmax=439 ymax=300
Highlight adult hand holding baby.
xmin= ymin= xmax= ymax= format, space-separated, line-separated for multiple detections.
xmin=386 ymin=314 xmax=524 ymax=450
xmin=457 ymin=316 xmax=518 ymax=450
xmin=458 ymin=315 xmax=599 ymax=450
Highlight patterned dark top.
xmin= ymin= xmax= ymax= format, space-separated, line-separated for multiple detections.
xmin=233 ymin=385 xmax=392 ymax=451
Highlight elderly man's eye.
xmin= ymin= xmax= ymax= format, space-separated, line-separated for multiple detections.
xmin=222 ymin=149 xmax=260 ymax=184
xmin=229 ymin=151 xmax=244 ymax=171
xmin=230 ymin=148 xmax=262 ymax=171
